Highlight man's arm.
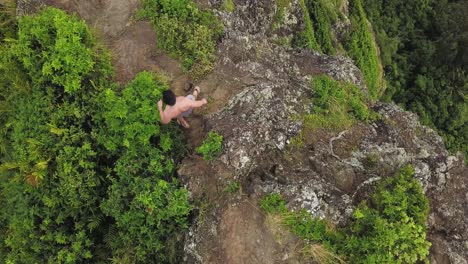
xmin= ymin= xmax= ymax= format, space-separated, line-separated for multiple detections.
xmin=158 ymin=100 xmax=170 ymax=124
xmin=189 ymin=98 xmax=208 ymax=109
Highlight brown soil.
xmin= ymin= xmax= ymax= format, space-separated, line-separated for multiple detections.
xmin=219 ymin=200 xmax=279 ymax=264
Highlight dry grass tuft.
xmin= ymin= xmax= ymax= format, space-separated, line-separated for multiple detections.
xmin=265 ymin=213 xmax=291 ymax=245
xmin=300 ymin=243 xmax=346 ymax=264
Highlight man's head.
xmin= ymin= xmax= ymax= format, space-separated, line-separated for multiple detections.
xmin=162 ymin=90 xmax=176 ymax=106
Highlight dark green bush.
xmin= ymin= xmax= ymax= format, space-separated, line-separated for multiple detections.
xmin=138 ymin=0 xmax=223 ymax=78
xmin=196 ymin=131 xmax=223 ymax=160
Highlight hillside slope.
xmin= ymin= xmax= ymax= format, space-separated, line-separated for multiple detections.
xmin=13 ymin=0 xmax=467 ymax=263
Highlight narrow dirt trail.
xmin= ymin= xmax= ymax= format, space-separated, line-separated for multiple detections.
xmin=42 ymin=0 xmax=244 ymax=148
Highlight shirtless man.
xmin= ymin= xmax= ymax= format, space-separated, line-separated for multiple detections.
xmin=158 ymin=86 xmax=207 ymax=128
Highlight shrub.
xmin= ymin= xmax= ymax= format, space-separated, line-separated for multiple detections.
xmin=295 ymin=75 xmax=372 ymax=143
xmin=0 ymin=8 xmax=112 ymax=263
xmin=344 ymin=167 xmax=431 ymax=263
xmin=95 ymin=71 xmax=166 ymax=153
xmin=7 ymin=8 xmax=100 ymax=94
xmin=260 ymin=193 xmax=288 ymax=214
xmin=260 ymin=165 xmax=431 ymax=263
xmin=96 ymin=71 xmax=191 ymax=262
xmin=196 ymin=131 xmax=223 ymax=160
xmin=225 ymin=181 xmax=240 ymax=193
xmin=138 ymin=0 xmax=223 ymax=79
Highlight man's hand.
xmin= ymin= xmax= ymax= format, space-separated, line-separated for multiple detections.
xmin=202 ymin=98 xmax=207 ymax=105
xmin=158 ymin=100 xmax=163 ymax=109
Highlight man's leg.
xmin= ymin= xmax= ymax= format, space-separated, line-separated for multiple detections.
xmin=177 ymin=116 xmax=190 ymax=128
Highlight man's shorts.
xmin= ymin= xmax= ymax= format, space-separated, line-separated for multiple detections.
xmin=179 ymin=94 xmax=195 ymax=117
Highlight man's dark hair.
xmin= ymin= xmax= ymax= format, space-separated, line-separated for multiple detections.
xmin=162 ymin=90 xmax=176 ymax=106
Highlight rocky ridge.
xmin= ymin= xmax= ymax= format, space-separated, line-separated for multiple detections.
xmin=179 ymin=1 xmax=467 ymax=263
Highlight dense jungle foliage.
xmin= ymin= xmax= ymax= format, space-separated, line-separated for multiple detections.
xmin=261 ymin=166 xmax=431 ymax=263
xmin=362 ymin=0 xmax=468 ymax=156
xmin=293 ymin=0 xmax=466 ymax=155
xmin=0 ymin=7 xmax=189 ymax=263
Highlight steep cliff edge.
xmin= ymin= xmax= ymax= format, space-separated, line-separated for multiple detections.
xmin=178 ymin=1 xmax=467 ymax=263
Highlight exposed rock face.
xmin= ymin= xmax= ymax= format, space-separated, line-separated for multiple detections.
xmin=179 ymin=1 xmax=468 ymax=263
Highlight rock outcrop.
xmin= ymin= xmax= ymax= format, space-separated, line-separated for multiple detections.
xmin=179 ymin=1 xmax=468 ymax=263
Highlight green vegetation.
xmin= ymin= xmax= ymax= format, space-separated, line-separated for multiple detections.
xmin=294 ymin=0 xmax=382 ymax=100
xmin=225 ymin=181 xmax=240 ymax=193
xmin=293 ymin=75 xmax=374 ymax=145
xmin=344 ymin=0 xmax=382 ymax=100
xmin=260 ymin=165 xmax=431 ymax=263
xmin=293 ymin=0 xmax=320 ymax=51
xmin=297 ymin=0 xmax=341 ymax=54
xmin=138 ymin=0 xmax=223 ymax=79
xmin=272 ymin=0 xmax=293 ymax=30
xmin=362 ymin=0 xmax=467 ymax=156
xmin=292 ymin=75 xmax=377 ymax=146
xmin=196 ymin=131 xmax=224 ymax=160
xmin=294 ymin=0 xmax=466 ymax=155
xmin=345 ymin=166 xmax=430 ymax=263
xmin=222 ymin=0 xmax=235 ymax=12
xmin=0 ymin=8 xmax=189 ymax=263
xmin=96 ymin=72 xmax=191 ymax=262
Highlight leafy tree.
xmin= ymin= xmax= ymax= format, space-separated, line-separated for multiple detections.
xmin=260 ymin=165 xmax=431 ymax=263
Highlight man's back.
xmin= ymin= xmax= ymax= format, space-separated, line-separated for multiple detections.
xmin=162 ymin=96 xmax=193 ymax=120
xmin=158 ymin=88 xmax=207 ymax=127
